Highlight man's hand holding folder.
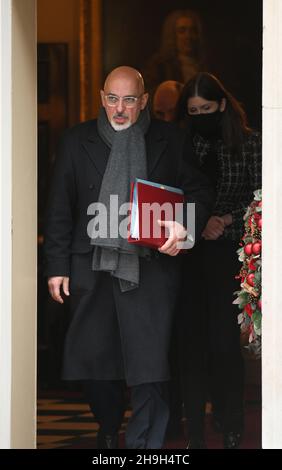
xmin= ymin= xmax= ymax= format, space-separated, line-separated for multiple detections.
xmin=128 ymin=178 xmax=194 ymax=255
xmin=157 ymin=220 xmax=187 ymax=256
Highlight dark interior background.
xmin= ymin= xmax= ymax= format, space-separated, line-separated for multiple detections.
xmin=38 ymin=0 xmax=262 ymax=390
xmin=103 ymin=0 xmax=262 ymax=129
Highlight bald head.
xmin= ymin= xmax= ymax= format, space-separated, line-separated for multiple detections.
xmin=104 ymin=66 xmax=145 ymax=95
xmin=153 ymin=80 xmax=184 ymax=122
xmin=101 ymin=66 xmax=149 ymax=131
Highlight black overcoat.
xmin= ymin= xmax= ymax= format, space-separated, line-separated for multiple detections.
xmin=44 ymin=118 xmax=212 ymax=386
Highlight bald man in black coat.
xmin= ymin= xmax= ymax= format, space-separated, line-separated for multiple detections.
xmin=44 ymin=66 xmax=212 ymax=449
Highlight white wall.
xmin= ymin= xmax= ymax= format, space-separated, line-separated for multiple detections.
xmin=0 ymin=0 xmax=37 ymax=449
xmin=262 ymin=0 xmax=282 ymax=449
xmin=0 ymin=0 xmax=13 ymax=448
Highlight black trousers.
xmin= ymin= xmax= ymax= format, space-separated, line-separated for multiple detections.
xmin=84 ymin=380 xmax=169 ymax=449
xmin=178 ymin=239 xmax=244 ymax=437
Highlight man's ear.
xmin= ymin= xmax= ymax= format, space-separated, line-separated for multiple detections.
xmin=100 ymin=90 xmax=105 ymax=107
xmin=220 ymin=98 xmax=226 ymax=112
xmin=140 ymin=92 xmax=149 ymax=110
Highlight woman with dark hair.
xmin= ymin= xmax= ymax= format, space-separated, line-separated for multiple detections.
xmin=177 ymin=72 xmax=261 ymax=449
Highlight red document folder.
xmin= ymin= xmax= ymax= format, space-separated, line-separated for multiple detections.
xmin=128 ymin=178 xmax=185 ymax=250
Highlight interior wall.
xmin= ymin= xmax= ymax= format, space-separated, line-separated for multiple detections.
xmin=90 ymin=0 xmax=102 ymax=117
xmin=37 ymin=0 xmax=80 ymax=126
xmin=11 ymin=0 xmax=37 ymax=448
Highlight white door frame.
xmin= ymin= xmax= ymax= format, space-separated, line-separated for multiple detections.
xmin=0 ymin=0 xmax=13 ymax=449
xmin=0 ymin=0 xmax=37 ymax=449
xmin=262 ymin=0 xmax=282 ymax=449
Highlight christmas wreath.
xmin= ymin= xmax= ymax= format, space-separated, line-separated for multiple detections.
xmin=233 ymin=189 xmax=262 ymax=355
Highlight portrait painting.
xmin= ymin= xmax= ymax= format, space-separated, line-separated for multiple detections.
xmin=102 ymin=0 xmax=262 ymax=128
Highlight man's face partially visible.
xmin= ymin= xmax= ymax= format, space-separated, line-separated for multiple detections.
xmin=153 ymin=88 xmax=180 ymax=122
xmin=101 ymin=77 xmax=148 ymax=131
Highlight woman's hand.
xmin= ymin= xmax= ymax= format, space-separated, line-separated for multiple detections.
xmin=202 ymin=216 xmax=225 ymax=240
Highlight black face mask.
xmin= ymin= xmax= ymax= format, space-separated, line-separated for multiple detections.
xmin=189 ymin=110 xmax=222 ymax=139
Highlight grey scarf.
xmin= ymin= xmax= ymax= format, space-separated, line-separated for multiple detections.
xmin=91 ymin=106 xmax=151 ymax=292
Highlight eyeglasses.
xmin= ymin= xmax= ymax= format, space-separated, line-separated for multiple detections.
xmin=104 ymin=93 xmax=143 ymax=108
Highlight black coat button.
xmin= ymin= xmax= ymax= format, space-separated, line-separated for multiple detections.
xmin=89 ymin=184 xmax=95 ymax=190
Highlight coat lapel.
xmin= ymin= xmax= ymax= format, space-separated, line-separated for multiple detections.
xmin=81 ymin=120 xmax=168 ymax=179
xmin=82 ymin=123 xmax=110 ymax=178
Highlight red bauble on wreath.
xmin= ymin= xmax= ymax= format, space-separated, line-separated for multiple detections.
xmin=246 ymin=273 xmax=255 ymax=287
xmin=244 ymin=243 xmax=253 ymax=256
xmin=252 ymin=242 xmax=261 ymax=255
